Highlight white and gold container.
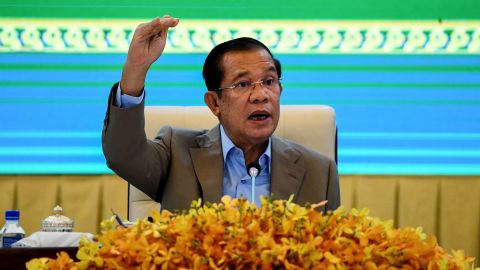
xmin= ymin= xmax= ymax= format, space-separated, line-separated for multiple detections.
xmin=41 ymin=205 xmax=74 ymax=232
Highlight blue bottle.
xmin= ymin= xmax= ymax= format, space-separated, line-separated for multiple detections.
xmin=0 ymin=210 xmax=26 ymax=248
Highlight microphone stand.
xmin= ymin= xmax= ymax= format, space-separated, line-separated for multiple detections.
xmin=246 ymin=161 xmax=261 ymax=205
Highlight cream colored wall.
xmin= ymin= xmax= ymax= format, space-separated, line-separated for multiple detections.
xmin=0 ymin=174 xmax=478 ymax=259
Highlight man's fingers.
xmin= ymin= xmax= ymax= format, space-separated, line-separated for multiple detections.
xmin=159 ymin=17 xmax=180 ymax=28
xmin=171 ymin=18 xmax=180 ymax=27
xmin=137 ymin=17 xmax=179 ymax=40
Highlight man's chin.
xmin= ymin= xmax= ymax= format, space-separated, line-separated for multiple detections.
xmin=247 ymin=129 xmax=275 ymax=144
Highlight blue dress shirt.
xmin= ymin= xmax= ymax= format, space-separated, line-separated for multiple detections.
xmin=220 ymin=125 xmax=271 ymax=206
xmin=114 ymin=85 xmax=144 ymax=108
xmin=115 ymin=86 xmax=272 ymax=206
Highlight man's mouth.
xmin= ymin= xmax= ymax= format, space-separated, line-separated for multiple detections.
xmin=248 ymin=111 xmax=271 ymax=121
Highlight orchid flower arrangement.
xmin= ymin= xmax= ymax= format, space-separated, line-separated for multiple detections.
xmin=27 ymin=196 xmax=476 ymax=270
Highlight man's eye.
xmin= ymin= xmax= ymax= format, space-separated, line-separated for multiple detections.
xmin=264 ymin=78 xmax=274 ymax=86
xmin=236 ymin=81 xmax=250 ymax=88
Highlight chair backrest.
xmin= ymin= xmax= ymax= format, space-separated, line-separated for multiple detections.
xmin=128 ymin=105 xmax=337 ymax=220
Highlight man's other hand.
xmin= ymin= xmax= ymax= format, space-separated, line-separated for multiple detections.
xmin=120 ymin=16 xmax=180 ymax=96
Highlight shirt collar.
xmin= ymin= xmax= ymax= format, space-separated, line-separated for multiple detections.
xmin=220 ymin=125 xmax=271 ymax=164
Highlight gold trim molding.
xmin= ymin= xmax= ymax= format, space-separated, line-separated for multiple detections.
xmin=0 ymin=19 xmax=479 ymax=54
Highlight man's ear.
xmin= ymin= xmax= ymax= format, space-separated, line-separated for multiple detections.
xmin=279 ymin=82 xmax=283 ymax=95
xmin=204 ymin=91 xmax=221 ymax=117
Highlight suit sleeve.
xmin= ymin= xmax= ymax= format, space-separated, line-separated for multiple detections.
xmin=325 ymin=159 xmax=341 ymax=211
xmin=102 ymin=82 xmax=171 ymax=201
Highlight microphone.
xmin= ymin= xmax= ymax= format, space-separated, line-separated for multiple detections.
xmin=246 ymin=161 xmax=261 ymax=205
xmin=247 ymin=161 xmax=261 ymax=178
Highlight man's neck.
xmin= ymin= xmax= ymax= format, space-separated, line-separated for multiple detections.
xmin=242 ymin=141 xmax=269 ymax=165
xmin=220 ymin=125 xmax=269 ymax=165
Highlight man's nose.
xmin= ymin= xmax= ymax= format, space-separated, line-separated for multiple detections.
xmin=251 ymin=81 xmax=265 ymax=90
xmin=249 ymin=82 xmax=269 ymax=102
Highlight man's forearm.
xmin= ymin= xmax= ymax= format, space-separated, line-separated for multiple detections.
xmin=102 ymin=84 xmax=170 ymax=200
xmin=119 ymin=62 xmax=148 ymax=97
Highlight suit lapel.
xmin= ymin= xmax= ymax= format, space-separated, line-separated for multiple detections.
xmin=189 ymin=125 xmax=224 ymax=204
xmin=270 ymin=137 xmax=306 ymax=202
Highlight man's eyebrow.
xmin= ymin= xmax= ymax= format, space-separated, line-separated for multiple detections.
xmin=230 ymin=71 xmax=249 ymax=83
xmin=230 ymin=66 xmax=277 ymax=83
xmin=266 ymin=66 xmax=276 ymax=74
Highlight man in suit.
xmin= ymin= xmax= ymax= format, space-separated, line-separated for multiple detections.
xmin=102 ymin=16 xmax=340 ymax=212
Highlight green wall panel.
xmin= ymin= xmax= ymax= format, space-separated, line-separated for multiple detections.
xmin=0 ymin=0 xmax=478 ymax=20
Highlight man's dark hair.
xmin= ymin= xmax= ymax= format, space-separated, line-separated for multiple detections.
xmin=202 ymin=37 xmax=282 ymax=93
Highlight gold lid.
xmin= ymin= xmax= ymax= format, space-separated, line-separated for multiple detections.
xmin=41 ymin=205 xmax=74 ymax=232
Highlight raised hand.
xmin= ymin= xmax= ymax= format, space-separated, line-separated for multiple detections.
xmin=120 ymin=16 xmax=180 ymax=96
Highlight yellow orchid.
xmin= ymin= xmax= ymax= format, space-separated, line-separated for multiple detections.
xmin=27 ymin=195 xmax=476 ymax=269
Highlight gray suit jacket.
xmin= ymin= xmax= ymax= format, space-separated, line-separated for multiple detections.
xmin=102 ymin=84 xmax=340 ymax=212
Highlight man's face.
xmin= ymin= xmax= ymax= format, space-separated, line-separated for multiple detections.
xmin=205 ymin=49 xmax=282 ymax=149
